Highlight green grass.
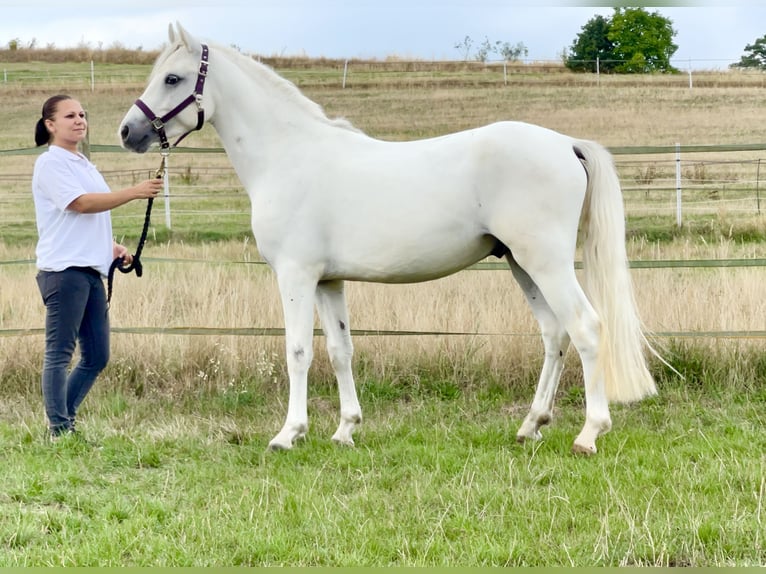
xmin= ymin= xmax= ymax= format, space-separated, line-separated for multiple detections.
xmin=0 ymin=355 xmax=764 ymax=566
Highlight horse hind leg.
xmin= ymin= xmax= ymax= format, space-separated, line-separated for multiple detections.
xmin=524 ymin=263 xmax=611 ymax=454
xmin=507 ymin=254 xmax=571 ymax=443
xmin=315 ymin=280 xmax=362 ymax=446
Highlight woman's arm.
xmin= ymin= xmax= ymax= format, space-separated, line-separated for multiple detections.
xmin=67 ymin=179 xmax=162 ymax=214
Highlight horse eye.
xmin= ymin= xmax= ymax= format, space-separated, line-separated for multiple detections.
xmin=165 ymin=74 xmax=181 ymax=85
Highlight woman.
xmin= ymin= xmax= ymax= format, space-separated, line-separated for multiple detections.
xmin=32 ymin=94 xmax=162 ymax=439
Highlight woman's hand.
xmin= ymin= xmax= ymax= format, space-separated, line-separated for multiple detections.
xmin=132 ymin=178 xmax=163 ymax=200
xmin=113 ymin=242 xmax=133 ymax=266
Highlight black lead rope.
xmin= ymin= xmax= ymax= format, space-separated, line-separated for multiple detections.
xmin=107 ymin=156 xmax=165 ymax=306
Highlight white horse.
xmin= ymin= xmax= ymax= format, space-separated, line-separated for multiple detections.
xmin=119 ymin=23 xmax=659 ymax=454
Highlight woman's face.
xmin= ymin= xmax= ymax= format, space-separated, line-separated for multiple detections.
xmin=46 ymin=99 xmax=87 ymax=149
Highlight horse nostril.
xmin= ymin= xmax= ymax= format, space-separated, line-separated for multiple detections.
xmin=120 ymin=124 xmax=129 ymax=141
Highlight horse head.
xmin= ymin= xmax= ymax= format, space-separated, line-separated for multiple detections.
xmin=119 ymin=23 xmax=214 ymax=153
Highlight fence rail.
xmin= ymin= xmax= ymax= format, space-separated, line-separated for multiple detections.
xmin=3 ymin=59 xmax=766 ymax=91
xmin=2 ymin=256 xmax=766 ymax=340
xmin=3 ymin=143 xmax=766 ymax=229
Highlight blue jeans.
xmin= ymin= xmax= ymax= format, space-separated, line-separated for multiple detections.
xmin=36 ymin=267 xmax=110 ymax=435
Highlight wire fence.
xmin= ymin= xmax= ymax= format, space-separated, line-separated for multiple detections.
xmin=3 ymin=58 xmax=766 ymax=91
xmin=2 ymin=143 xmax=765 ymax=230
xmin=2 ymin=255 xmax=766 ymax=340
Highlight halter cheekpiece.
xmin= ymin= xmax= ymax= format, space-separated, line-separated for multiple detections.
xmin=134 ymin=43 xmax=209 ymax=150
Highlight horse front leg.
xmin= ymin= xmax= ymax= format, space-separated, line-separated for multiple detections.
xmin=268 ymin=267 xmax=318 ymax=451
xmin=315 ymin=280 xmax=362 ymax=446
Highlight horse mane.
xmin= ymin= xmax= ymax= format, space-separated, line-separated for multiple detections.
xmin=150 ymin=40 xmax=359 ymax=132
xmin=233 ymin=47 xmax=360 ymax=132
xmin=150 ymin=39 xmax=361 ymax=133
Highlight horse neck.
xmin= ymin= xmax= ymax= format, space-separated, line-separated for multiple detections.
xmin=207 ymin=51 xmax=336 ymax=179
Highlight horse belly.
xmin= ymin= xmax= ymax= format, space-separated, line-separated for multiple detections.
xmin=325 ymin=229 xmax=496 ymax=283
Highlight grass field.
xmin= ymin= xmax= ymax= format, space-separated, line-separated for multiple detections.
xmin=0 ymin=58 xmax=765 ymax=566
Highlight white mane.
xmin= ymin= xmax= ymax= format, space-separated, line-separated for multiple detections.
xmin=154 ymin=40 xmax=360 ymax=133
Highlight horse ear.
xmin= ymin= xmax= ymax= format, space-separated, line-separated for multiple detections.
xmin=168 ymin=23 xmax=176 ymax=44
xmin=175 ymin=22 xmax=201 ymax=54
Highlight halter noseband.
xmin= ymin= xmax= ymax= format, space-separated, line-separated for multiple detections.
xmin=134 ymin=43 xmax=209 ymax=150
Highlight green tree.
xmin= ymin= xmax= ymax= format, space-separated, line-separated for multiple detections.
xmin=566 ymin=8 xmax=678 ymax=74
xmin=732 ymin=35 xmax=766 ymax=69
xmin=565 ymin=14 xmax=615 ymax=72
xmin=609 ymin=7 xmax=678 ymax=73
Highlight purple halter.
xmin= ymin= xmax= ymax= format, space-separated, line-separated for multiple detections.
xmin=134 ymin=43 xmax=209 ymax=150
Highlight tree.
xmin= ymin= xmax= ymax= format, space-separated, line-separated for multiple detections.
xmin=454 ymin=35 xmax=527 ymax=63
xmin=497 ymin=41 xmax=528 ymax=62
xmin=565 ymin=14 xmax=614 ymax=73
xmin=565 ymin=8 xmax=678 ymax=74
xmin=732 ymin=35 xmax=766 ymax=69
xmin=475 ymin=37 xmax=496 ymax=63
xmin=608 ymin=8 xmax=678 ymax=73
xmin=454 ymin=36 xmax=474 ymax=61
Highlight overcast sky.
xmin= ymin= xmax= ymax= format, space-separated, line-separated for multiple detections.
xmin=1 ymin=1 xmax=764 ymax=68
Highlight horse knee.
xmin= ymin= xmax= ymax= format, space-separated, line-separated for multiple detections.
xmin=287 ymin=343 xmax=313 ymax=371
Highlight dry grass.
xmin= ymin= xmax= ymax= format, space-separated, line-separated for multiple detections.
xmin=2 ymin=236 xmax=765 ymax=396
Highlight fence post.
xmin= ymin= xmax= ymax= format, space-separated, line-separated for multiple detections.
xmin=756 ymin=158 xmax=761 ymax=214
xmin=688 ymin=59 xmax=693 ymax=90
xmin=90 ymin=61 xmax=95 ymax=92
xmin=503 ymin=60 xmax=507 ymax=86
xmin=675 ymin=142 xmax=682 ymax=227
xmin=163 ymin=155 xmax=172 ymax=229
xmin=596 ymin=56 xmax=600 ymax=87
xmin=342 ymin=59 xmax=348 ymax=89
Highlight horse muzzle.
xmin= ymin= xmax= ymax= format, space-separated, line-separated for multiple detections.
xmin=120 ymin=120 xmax=154 ymax=154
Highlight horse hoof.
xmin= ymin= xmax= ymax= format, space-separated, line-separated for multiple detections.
xmin=516 ymin=430 xmax=542 ymax=444
xmin=267 ymin=439 xmax=293 ymax=452
xmin=331 ymin=435 xmax=355 ymax=447
xmin=571 ymin=442 xmax=597 ymax=456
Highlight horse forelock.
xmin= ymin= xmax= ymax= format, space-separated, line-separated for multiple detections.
xmin=148 ymin=41 xmax=184 ymax=79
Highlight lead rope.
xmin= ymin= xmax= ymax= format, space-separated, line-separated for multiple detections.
xmin=107 ymin=153 xmax=167 ymax=306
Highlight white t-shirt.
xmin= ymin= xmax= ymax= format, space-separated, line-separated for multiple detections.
xmin=32 ymin=145 xmax=114 ymax=277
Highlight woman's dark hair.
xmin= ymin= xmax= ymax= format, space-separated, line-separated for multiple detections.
xmin=34 ymin=94 xmax=72 ymax=146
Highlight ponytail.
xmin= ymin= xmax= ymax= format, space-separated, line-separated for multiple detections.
xmin=34 ymin=117 xmax=50 ymax=146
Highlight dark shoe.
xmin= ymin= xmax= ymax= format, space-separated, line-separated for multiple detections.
xmin=48 ymin=424 xmax=75 ymax=442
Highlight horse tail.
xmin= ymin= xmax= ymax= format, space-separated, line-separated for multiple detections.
xmin=574 ymin=139 xmax=658 ymax=403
